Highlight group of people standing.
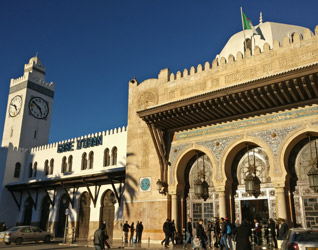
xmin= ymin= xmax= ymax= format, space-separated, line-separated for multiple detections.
xmin=122 ymin=220 xmax=143 ymax=243
xmin=183 ymin=217 xmax=289 ymax=250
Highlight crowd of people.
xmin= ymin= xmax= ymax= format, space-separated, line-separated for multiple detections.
xmin=182 ymin=217 xmax=289 ymax=250
xmin=122 ymin=220 xmax=144 ymax=244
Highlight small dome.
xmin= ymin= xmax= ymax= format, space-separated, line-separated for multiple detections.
xmin=217 ymin=21 xmax=312 ymax=60
xmin=29 ymin=56 xmax=42 ymax=66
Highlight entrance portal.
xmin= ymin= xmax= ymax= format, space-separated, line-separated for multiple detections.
xmin=241 ymin=199 xmax=269 ymax=222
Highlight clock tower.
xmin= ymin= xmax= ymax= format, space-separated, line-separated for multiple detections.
xmin=1 ymin=56 xmax=55 ymax=149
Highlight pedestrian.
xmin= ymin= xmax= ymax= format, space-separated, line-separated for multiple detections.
xmin=136 ymin=221 xmax=143 ymax=243
xmin=135 ymin=221 xmax=140 ymax=242
xmin=232 ymin=219 xmax=251 ymax=250
xmin=162 ymin=219 xmax=171 ymax=248
xmin=277 ymin=218 xmax=288 ymax=249
xmin=220 ymin=217 xmax=228 ymax=250
xmin=129 ymin=222 xmax=135 ymax=243
xmin=196 ymin=219 xmax=207 ymax=250
xmin=123 ymin=220 xmax=131 ymax=243
xmin=207 ymin=220 xmax=213 ymax=248
xmin=213 ymin=218 xmax=220 ymax=248
xmin=94 ymin=223 xmax=109 ymax=250
xmin=170 ymin=219 xmax=176 ymax=245
xmin=183 ymin=217 xmax=193 ymax=249
xmin=268 ymin=218 xmax=278 ymax=248
xmin=254 ymin=219 xmax=262 ymax=245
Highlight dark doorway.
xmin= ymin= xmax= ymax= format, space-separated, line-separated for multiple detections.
xmin=23 ymin=197 xmax=33 ymax=225
xmin=100 ymin=191 xmax=115 ymax=239
xmin=78 ymin=192 xmax=91 ymax=239
xmin=241 ymin=199 xmax=269 ymax=222
xmin=56 ymin=194 xmax=70 ymax=237
xmin=39 ymin=196 xmax=50 ymax=231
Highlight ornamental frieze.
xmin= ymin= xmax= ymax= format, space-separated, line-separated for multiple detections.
xmin=137 ymin=90 xmax=158 ymax=110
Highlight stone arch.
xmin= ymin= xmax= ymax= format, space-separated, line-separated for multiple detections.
xmin=39 ymin=195 xmax=51 ymax=231
xmin=77 ymin=191 xmax=91 ymax=239
xmin=171 ymin=144 xmax=218 ymax=192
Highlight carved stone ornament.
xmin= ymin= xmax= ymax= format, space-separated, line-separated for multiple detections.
xmin=137 ymin=90 xmax=158 ymax=110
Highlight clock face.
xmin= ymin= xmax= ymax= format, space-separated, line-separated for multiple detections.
xmin=29 ymin=97 xmax=49 ymax=119
xmin=9 ymin=95 xmax=23 ymax=117
xmin=140 ymin=178 xmax=151 ymax=191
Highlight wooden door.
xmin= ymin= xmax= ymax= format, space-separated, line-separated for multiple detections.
xmin=100 ymin=191 xmax=115 ymax=239
xmin=78 ymin=192 xmax=91 ymax=239
xmin=56 ymin=194 xmax=69 ymax=237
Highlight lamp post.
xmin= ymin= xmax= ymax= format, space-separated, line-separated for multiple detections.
xmin=307 ymin=135 xmax=318 ymax=193
xmin=156 ymin=179 xmax=168 ymax=195
xmin=244 ymin=145 xmax=261 ymax=198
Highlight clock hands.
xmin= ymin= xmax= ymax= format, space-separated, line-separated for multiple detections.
xmin=10 ymin=104 xmax=17 ymax=111
xmin=31 ymin=100 xmax=43 ymax=115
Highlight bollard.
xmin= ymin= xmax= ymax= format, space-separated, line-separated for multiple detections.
xmin=268 ymin=228 xmax=273 ymax=250
xmin=183 ymin=228 xmax=186 ymax=244
xmin=148 ymin=237 xmax=150 ymax=244
xmin=71 ymin=227 xmax=75 ymax=244
xmin=251 ymin=228 xmax=255 ymax=250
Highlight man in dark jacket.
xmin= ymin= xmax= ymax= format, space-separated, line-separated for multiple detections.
xmin=213 ymin=218 xmax=220 ymax=247
xmin=94 ymin=223 xmax=106 ymax=250
xmin=136 ymin=221 xmax=143 ymax=243
xmin=196 ymin=219 xmax=207 ymax=250
xmin=183 ymin=217 xmax=193 ymax=248
xmin=163 ymin=219 xmax=171 ymax=247
xmin=232 ymin=219 xmax=251 ymax=250
xmin=278 ymin=218 xmax=288 ymax=249
xmin=123 ymin=221 xmax=131 ymax=243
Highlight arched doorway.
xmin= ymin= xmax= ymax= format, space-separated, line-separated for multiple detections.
xmin=288 ymin=136 xmax=318 ymax=228
xmin=23 ymin=197 xmax=33 ymax=225
xmin=230 ymin=145 xmax=273 ymax=224
xmin=39 ymin=196 xmax=50 ymax=231
xmin=56 ymin=194 xmax=69 ymax=237
xmin=78 ymin=192 xmax=91 ymax=239
xmin=100 ymin=190 xmax=115 ymax=239
xmin=178 ymin=150 xmax=216 ymax=229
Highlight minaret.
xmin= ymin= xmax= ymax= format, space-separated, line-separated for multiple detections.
xmin=1 ymin=56 xmax=55 ymax=149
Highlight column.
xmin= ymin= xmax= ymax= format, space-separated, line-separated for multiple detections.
xmin=218 ymin=191 xmax=227 ymax=218
xmin=171 ymin=193 xmax=178 ymax=229
xmin=275 ymin=187 xmax=287 ymax=219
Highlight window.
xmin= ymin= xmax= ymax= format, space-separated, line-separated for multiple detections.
xmin=44 ymin=160 xmax=49 ymax=176
xmin=61 ymin=156 xmax=67 ymax=173
xmin=14 ymin=162 xmax=21 ymax=178
xmin=50 ymin=159 xmax=54 ymax=175
xmin=68 ymin=155 xmax=73 ymax=172
xmin=33 ymin=162 xmax=37 ymax=177
xmin=111 ymin=147 xmax=117 ymax=166
xmin=104 ymin=148 xmax=110 ymax=167
xmin=244 ymin=38 xmax=252 ymax=51
xmin=81 ymin=153 xmax=87 ymax=170
xmin=29 ymin=163 xmax=33 ymax=178
xmin=89 ymin=151 xmax=94 ymax=169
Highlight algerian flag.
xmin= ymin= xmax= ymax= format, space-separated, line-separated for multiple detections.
xmin=242 ymin=11 xmax=258 ymax=35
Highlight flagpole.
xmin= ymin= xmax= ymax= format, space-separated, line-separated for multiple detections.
xmin=240 ymin=7 xmax=247 ymax=55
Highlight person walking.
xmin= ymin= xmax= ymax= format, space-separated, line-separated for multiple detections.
xmin=183 ymin=217 xmax=193 ymax=249
xmin=129 ymin=222 xmax=135 ymax=243
xmin=278 ymin=218 xmax=288 ymax=249
xmin=232 ymin=219 xmax=251 ymax=250
xmin=254 ymin=219 xmax=262 ymax=245
xmin=93 ymin=223 xmax=108 ymax=250
xmin=220 ymin=218 xmax=228 ymax=250
xmin=213 ymin=218 xmax=221 ymax=248
xmin=163 ymin=219 xmax=171 ymax=248
xmin=123 ymin=221 xmax=131 ymax=243
xmin=196 ymin=219 xmax=207 ymax=250
xmin=207 ymin=220 xmax=213 ymax=248
xmin=170 ymin=219 xmax=176 ymax=245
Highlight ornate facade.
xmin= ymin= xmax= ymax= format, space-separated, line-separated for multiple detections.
xmin=124 ymin=19 xmax=318 ymax=241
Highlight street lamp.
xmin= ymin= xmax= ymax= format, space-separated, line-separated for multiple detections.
xmin=307 ymin=135 xmax=318 ymax=193
xmin=156 ymin=179 xmax=168 ymax=195
xmin=244 ymin=145 xmax=261 ymax=198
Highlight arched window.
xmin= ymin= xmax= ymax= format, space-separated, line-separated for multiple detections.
xmin=44 ymin=160 xmax=49 ymax=176
xmin=111 ymin=147 xmax=117 ymax=166
xmin=244 ymin=38 xmax=252 ymax=51
xmin=68 ymin=155 xmax=73 ymax=172
xmin=89 ymin=151 xmax=94 ymax=169
xmin=61 ymin=156 xmax=67 ymax=173
xmin=33 ymin=162 xmax=37 ymax=177
xmin=29 ymin=163 xmax=33 ymax=178
xmin=82 ymin=153 xmax=87 ymax=170
xmin=50 ymin=159 xmax=54 ymax=175
xmin=104 ymin=148 xmax=110 ymax=167
xmin=14 ymin=162 xmax=21 ymax=178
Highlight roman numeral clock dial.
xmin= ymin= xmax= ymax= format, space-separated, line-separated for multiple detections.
xmin=29 ymin=97 xmax=49 ymax=119
xmin=9 ymin=95 xmax=22 ymax=117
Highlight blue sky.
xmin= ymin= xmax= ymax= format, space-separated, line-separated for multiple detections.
xmin=0 ymin=0 xmax=317 ymax=144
